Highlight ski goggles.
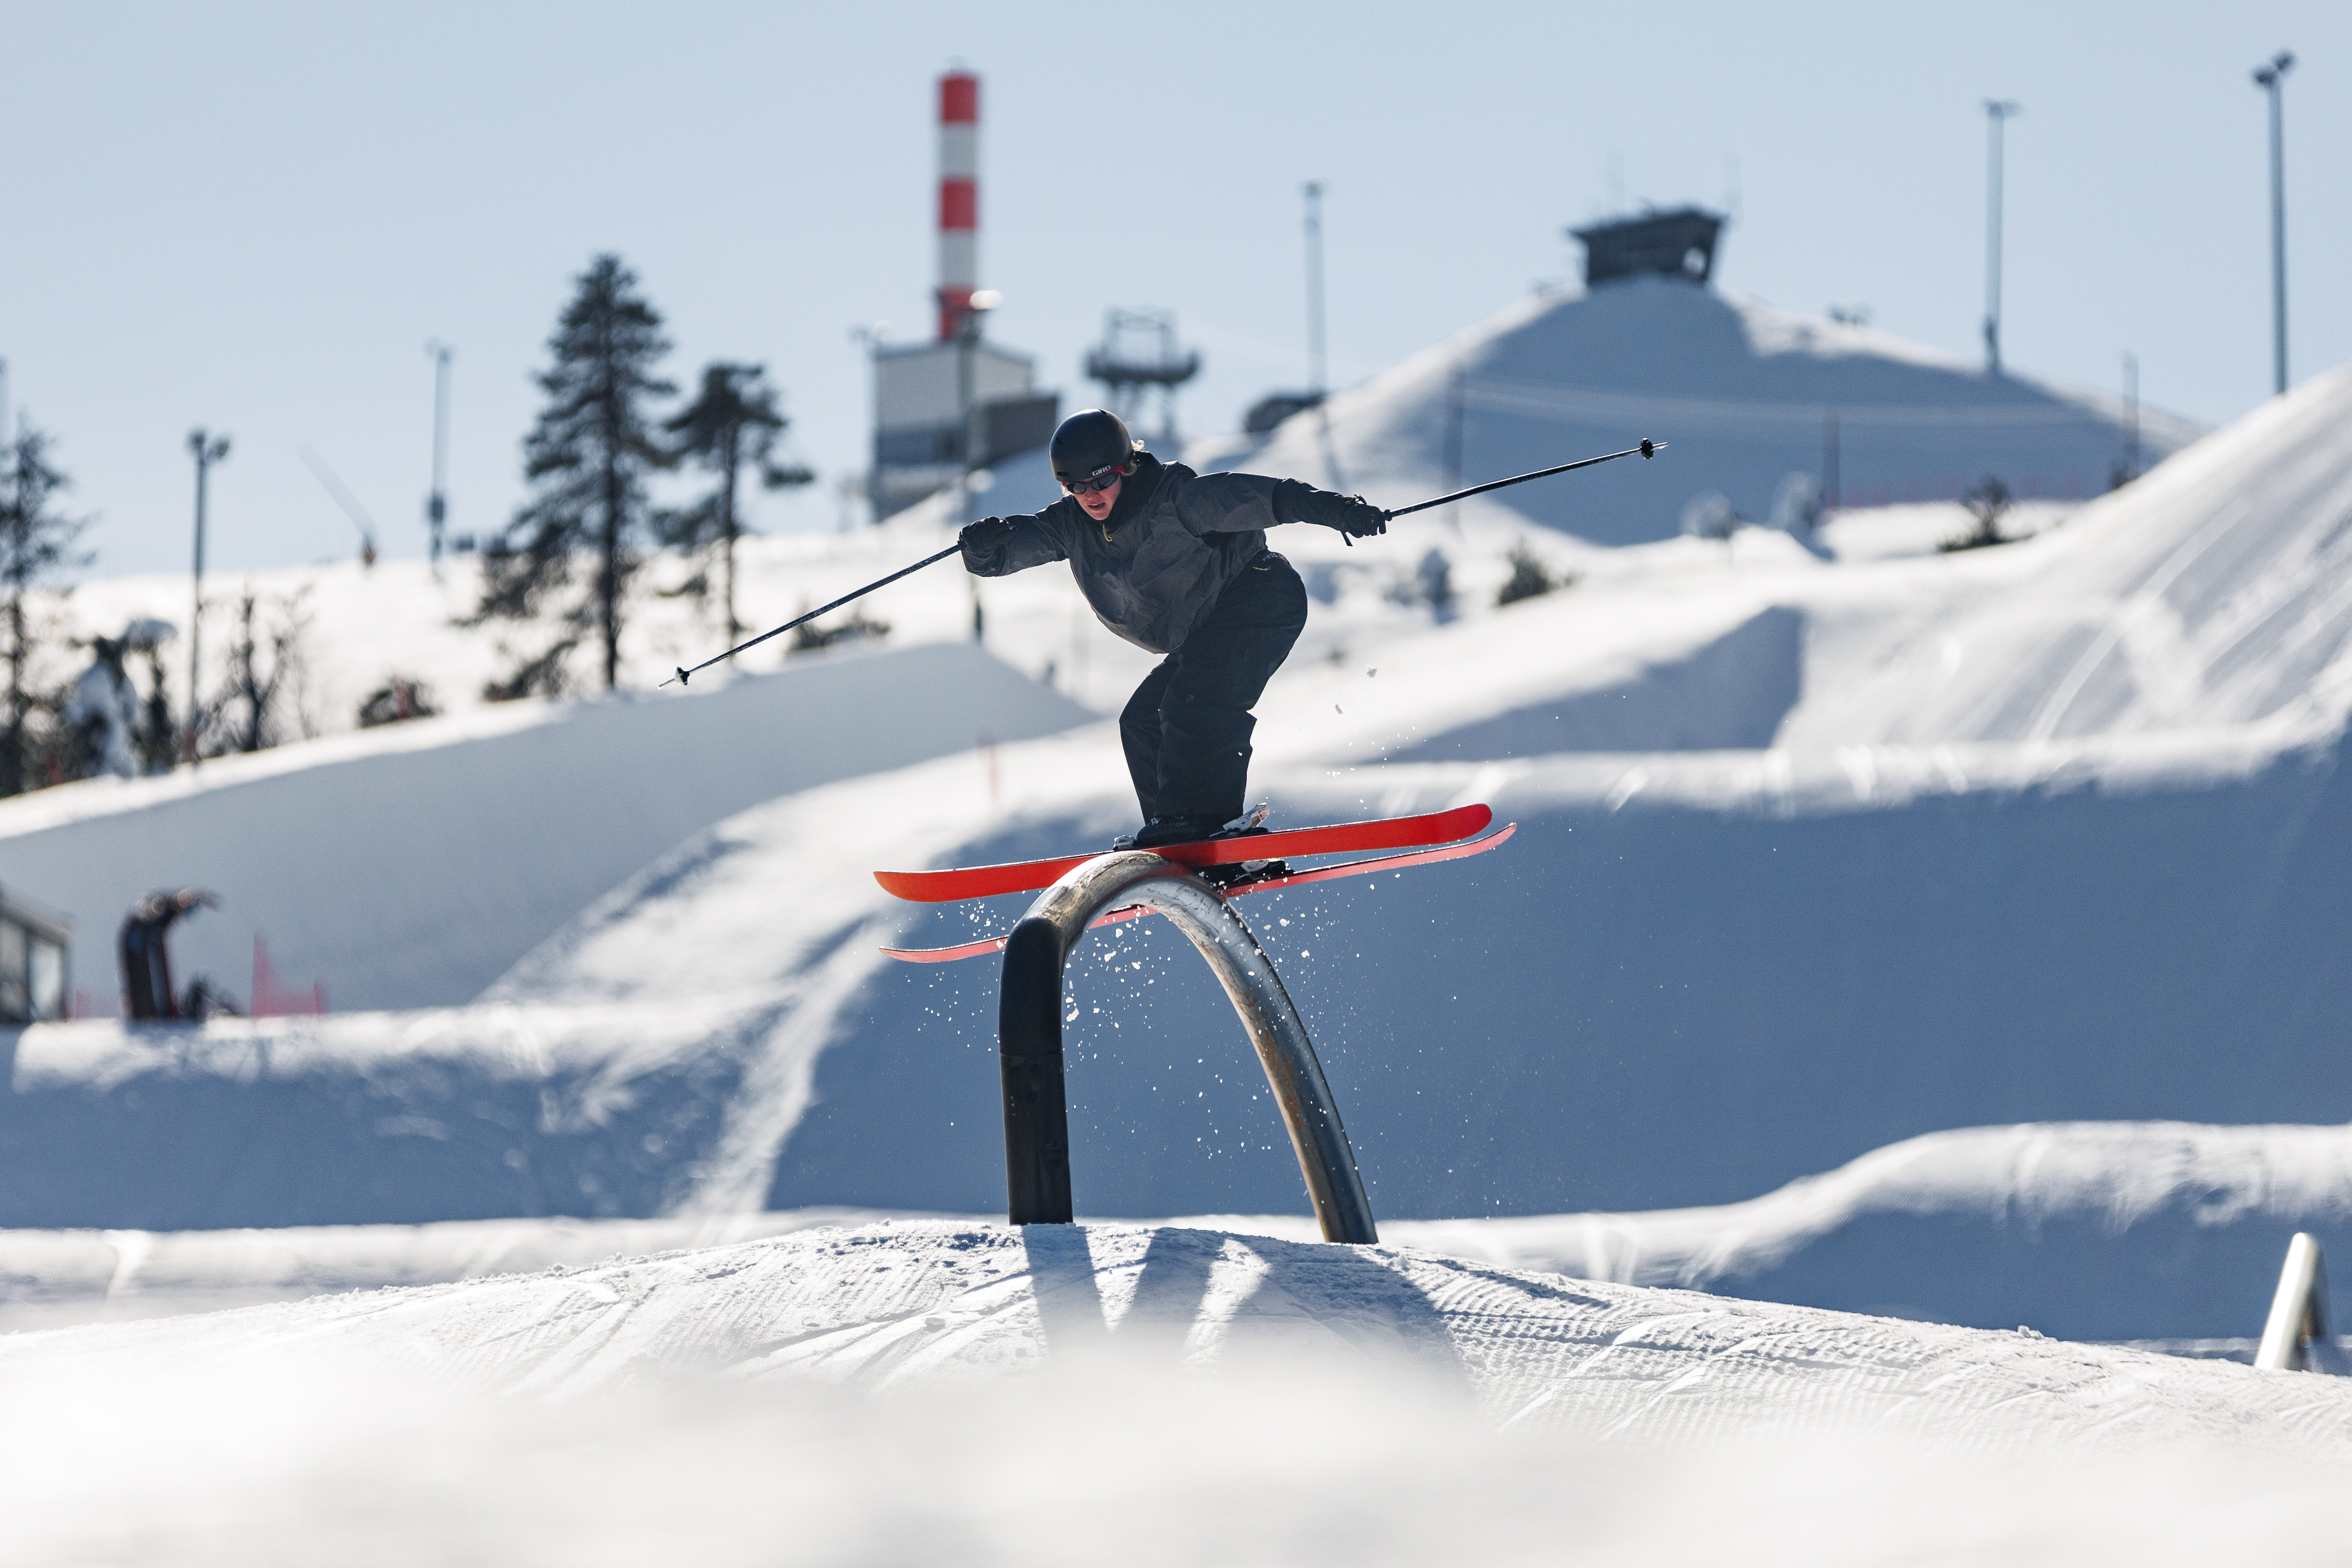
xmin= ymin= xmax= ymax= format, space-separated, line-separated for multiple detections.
xmin=1062 ymin=463 xmax=1131 ymax=496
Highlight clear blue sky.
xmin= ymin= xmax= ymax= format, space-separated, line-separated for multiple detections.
xmin=4 ymin=0 xmax=2344 ymax=577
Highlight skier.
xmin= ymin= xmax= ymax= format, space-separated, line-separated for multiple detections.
xmin=959 ymin=408 xmax=1387 ymax=848
xmin=118 ymin=887 xmax=217 ymax=1021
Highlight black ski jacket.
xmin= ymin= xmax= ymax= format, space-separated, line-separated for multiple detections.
xmin=963 ymin=453 xmax=1357 ymax=654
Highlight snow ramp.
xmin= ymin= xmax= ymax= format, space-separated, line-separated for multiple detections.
xmin=0 ymin=641 xmax=1090 ymax=1011
xmin=12 ymin=1223 xmax=2352 ymax=1561
xmin=7 ymin=1221 xmax=2349 ymax=1451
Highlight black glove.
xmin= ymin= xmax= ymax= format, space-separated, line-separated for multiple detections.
xmin=959 ymin=516 xmax=1013 ymax=571
xmin=1331 ymin=495 xmax=1388 ymax=539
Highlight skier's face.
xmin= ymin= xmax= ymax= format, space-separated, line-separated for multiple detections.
xmin=1075 ymin=475 xmax=1121 ymax=521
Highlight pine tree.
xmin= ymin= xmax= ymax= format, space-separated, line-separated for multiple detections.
xmin=660 ymin=363 xmax=812 ymax=645
xmin=473 ymin=255 xmax=674 ymax=696
xmin=0 ymin=418 xmax=91 ymax=796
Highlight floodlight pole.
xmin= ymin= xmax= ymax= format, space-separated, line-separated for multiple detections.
xmin=425 ymin=342 xmax=453 ymax=569
xmin=2253 ymin=51 xmax=2294 ymax=396
xmin=949 ymin=294 xmax=997 ymax=646
xmin=185 ymin=428 xmax=230 ymax=767
xmin=1982 ymin=100 xmax=2020 ymax=376
xmin=2122 ymin=352 xmax=2140 ymax=482
xmin=1303 ymin=180 xmax=1327 ymax=398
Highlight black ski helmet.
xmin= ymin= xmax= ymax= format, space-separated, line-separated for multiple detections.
xmin=1050 ymin=408 xmax=1137 ymax=489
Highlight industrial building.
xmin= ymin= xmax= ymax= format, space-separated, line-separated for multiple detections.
xmin=868 ymin=71 xmax=1057 ymax=521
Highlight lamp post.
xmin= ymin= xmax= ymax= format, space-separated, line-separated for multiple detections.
xmin=949 ymin=288 xmax=1000 ymax=528
xmin=1303 ymin=180 xmax=1327 ymax=399
xmin=185 ymin=428 xmax=230 ymax=766
xmin=950 ymin=290 xmax=1000 ymax=646
xmin=425 ymin=342 xmax=453 ymax=569
xmin=1982 ymin=100 xmax=2021 ymax=376
xmin=2252 ymin=51 xmax=2294 ymax=396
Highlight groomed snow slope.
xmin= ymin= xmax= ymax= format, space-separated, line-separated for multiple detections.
xmin=1783 ymin=362 xmax=2352 ymax=745
xmin=2 ymin=1222 xmax=2348 ymax=1563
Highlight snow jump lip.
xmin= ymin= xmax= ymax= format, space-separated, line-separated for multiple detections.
xmin=880 ymin=823 xmax=1517 ymax=963
xmin=872 ymin=803 xmax=1494 ymax=905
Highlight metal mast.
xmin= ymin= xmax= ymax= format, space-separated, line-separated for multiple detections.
xmin=185 ymin=429 xmax=230 ymax=766
xmin=2253 ymin=51 xmax=2295 ymax=395
xmin=1981 ymin=100 xmax=2020 ymax=376
xmin=1303 ymin=180 xmax=1327 ymax=398
xmin=426 ymin=342 xmax=452 ymax=566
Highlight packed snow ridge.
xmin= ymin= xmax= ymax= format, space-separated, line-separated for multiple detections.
xmin=3 ymin=1219 xmax=2349 ymax=1563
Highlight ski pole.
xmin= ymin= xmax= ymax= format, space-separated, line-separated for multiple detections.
xmin=661 ymin=541 xmax=961 ymax=687
xmin=1384 ymin=438 xmax=1664 ymax=521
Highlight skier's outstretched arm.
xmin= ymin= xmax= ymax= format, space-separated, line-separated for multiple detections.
xmin=1176 ymin=472 xmax=1387 ymax=540
xmin=959 ymin=509 xmax=1070 ymax=577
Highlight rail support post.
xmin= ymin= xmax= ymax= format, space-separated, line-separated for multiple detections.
xmin=995 ymin=850 xmax=1377 ymax=1244
xmin=2255 ymin=1232 xmax=2331 ymax=1371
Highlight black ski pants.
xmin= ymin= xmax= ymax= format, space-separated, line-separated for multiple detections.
xmin=1119 ymin=551 xmax=1308 ymax=826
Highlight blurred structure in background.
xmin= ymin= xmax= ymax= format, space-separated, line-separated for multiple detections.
xmin=0 ymin=885 xmax=68 ymax=1025
xmin=1244 ymin=182 xmax=1333 ymax=437
xmin=868 ymin=70 xmax=1057 ymax=521
xmin=1569 ymin=206 xmax=1725 ymax=288
xmin=1085 ymin=308 xmax=1200 ymax=447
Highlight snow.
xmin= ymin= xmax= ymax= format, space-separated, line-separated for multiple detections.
xmin=11 ymin=1114 xmax=2350 ymax=1346
xmin=1199 ymin=276 xmax=2198 ymax=546
xmin=10 ymin=357 xmax=2352 ymax=1340
xmin=1 ymin=1220 xmax=2348 ymax=1563
xmin=4 ymin=268 xmax=2352 ymax=1399
xmin=0 ymin=638 xmax=1090 ymax=1011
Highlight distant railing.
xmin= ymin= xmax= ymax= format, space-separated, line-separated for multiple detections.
xmin=2255 ymin=1232 xmax=2331 ymax=1371
xmin=996 ymin=851 xmax=1377 ymax=1245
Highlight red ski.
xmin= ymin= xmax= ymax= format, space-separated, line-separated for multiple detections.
xmin=873 ymin=803 xmax=1493 ymax=905
xmin=880 ymin=823 xmax=1515 ymax=963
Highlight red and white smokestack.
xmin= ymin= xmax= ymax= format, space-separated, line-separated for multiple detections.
xmin=937 ymin=70 xmax=979 ymax=341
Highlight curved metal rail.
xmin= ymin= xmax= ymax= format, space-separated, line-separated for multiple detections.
xmin=997 ymin=851 xmax=1377 ymax=1244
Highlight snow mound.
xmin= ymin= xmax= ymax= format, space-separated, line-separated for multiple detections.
xmin=1784 ymin=361 xmax=2352 ymax=745
xmin=0 ymin=640 xmax=1089 ymax=1011
xmin=11 ymin=1224 xmax=2352 ymax=1563
xmin=5 ymin=1221 xmax=2344 ymax=1454
xmin=1208 ymin=277 xmax=2194 ymax=546
xmin=11 ymin=1116 xmax=2348 ymax=1345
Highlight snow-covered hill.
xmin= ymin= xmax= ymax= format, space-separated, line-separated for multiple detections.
xmin=0 ymin=639 xmax=1090 ymax=1012
xmin=8 ymin=1117 xmax=2346 ymax=1344
xmin=1 ymin=1220 xmax=2346 ymax=1563
xmin=6 ymin=328 xmax=2349 ymax=1344
xmin=1199 ymin=274 xmax=2198 ymax=546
